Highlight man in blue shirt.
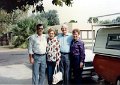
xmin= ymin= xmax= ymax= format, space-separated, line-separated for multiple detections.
xmin=57 ymin=24 xmax=72 ymax=85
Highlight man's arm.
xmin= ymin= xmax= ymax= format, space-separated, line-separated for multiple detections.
xmin=28 ymin=37 xmax=34 ymax=64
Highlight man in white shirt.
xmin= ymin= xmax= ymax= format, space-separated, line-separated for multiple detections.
xmin=28 ymin=24 xmax=47 ymax=85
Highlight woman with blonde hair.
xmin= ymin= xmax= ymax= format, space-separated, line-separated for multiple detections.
xmin=46 ymin=28 xmax=61 ymax=85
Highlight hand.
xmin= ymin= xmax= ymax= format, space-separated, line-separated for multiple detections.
xmin=29 ymin=54 xmax=34 ymax=64
xmin=80 ymin=62 xmax=84 ymax=68
xmin=56 ymin=60 xmax=60 ymax=65
xmin=30 ymin=57 xmax=34 ymax=64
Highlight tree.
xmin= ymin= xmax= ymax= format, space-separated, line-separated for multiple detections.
xmin=0 ymin=9 xmax=25 ymax=35
xmin=99 ymin=20 xmax=112 ymax=24
xmin=69 ymin=20 xmax=77 ymax=23
xmin=0 ymin=10 xmax=11 ymax=34
xmin=12 ymin=15 xmax=48 ymax=48
xmin=88 ymin=17 xmax=98 ymax=47
xmin=112 ymin=17 xmax=120 ymax=24
xmin=41 ymin=10 xmax=60 ymax=26
xmin=12 ymin=18 xmax=36 ymax=48
xmin=98 ymin=17 xmax=120 ymax=24
xmin=88 ymin=17 xmax=98 ymax=23
xmin=0 ymin=0 xmax=73 ymax=13
xmin=115 ymin=17 xmax=120 ymax=23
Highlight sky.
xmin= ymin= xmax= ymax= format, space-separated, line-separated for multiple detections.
xmin=42 ymin=0 xmax=120 ymax=29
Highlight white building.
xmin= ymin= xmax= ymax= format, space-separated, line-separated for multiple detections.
xmin=48 ymin=23 xmax=100 ymax=49
xmin=48 ymin=23 xmax=99 ymax=40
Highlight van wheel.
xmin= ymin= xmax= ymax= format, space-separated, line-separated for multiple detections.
xmin=116 ymin=78 xmax=120 ymax=85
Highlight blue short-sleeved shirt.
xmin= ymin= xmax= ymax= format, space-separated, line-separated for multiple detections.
xmin=57 ymin=33 xmax=72 ymax=53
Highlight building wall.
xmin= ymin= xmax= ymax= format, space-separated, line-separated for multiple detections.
xmin=48 ymin=23 xmax=97 ymax=39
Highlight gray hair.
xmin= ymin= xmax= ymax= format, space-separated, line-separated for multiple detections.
xmin=61 ymin=24 xmax=68 ymax=29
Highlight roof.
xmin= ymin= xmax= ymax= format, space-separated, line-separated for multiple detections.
xmin=93 ymin=23 xmax=120 ymax=27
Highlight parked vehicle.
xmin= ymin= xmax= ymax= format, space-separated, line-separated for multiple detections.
xmin=82 ymin=49 xmax=95 ymax=78
xmin=93 ymin=24 xmax=120 ymax=85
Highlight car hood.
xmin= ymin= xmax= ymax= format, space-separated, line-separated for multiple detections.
xmin=85 ymin=49 xmax=95 ymax=62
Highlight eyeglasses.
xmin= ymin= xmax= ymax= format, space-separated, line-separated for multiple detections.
xmin=39 ymin=27 xmax=43 ymax=29
xmin=37 ymin=28 xmax=44 ymax=30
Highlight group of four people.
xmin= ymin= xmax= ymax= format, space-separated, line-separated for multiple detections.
xmin=28 ymin=23 xmax=85 ymax=85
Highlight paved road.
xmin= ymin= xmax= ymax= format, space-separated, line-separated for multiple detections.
xmin=0 ymin=50 xmax=33 ymax=84
xmin=0 ymin=50 xmax=107 ymax=85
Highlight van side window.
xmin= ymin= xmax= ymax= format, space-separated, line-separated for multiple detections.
xmin=106 ymin=34 xmax=120 ymax=50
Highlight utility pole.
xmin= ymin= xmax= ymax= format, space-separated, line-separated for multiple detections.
xmin=91 ymin=17 xmax=94 ymax=50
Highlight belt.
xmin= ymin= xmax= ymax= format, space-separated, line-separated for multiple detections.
xmin=34 ymin=53 xmax=46 ymax=56
xmin=61 ymin=52 xmax=70 ymax=54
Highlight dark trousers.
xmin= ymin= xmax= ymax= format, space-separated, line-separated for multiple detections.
xmin=60 ymin=53 xmax=70 ymax=85
xmin=70 ymin=55 xmax=83 ymax=85
xmin=47 ymin=61 xmax=56 ymax=85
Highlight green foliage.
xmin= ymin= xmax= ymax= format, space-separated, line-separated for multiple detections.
xmin=11 ymin=15 xmax=48 ymax=48
xmin=69 ymin=20 xmax=77 ymax=23
xmin=52 ymin=0 xmax=63 ymax=6
xmin=88 ymin=16 xmax=120 ymax=25
xmin=0 ymin=8 xmax=59 ymax=48
xmin=88 ymin=17 xmax=98 ymax=23
xmin=19 ymin=40 xmax=28 ymax=48
xmin=0 ymin=10 xmax=11 ymax=34
xmin=115 ymin=17 xmax=120 ymax=23
xmin=99 ymin=20 xmax=112 ymax=24
xmin=98 ymin=17 xmax=120 ymax=24
xmin=41 ymin=10 xmax=60 ymax=26
xmin=0 ymin=9 xmax=24 ymax=34
xmin=34 ymin=15 xmax=48 ymax=28
xmin=0 ymin=0 xmax=73 ymax=12
xmin=52 ymin=0 xmax=73 ymax=6
xmin=12 ymin=18 xmax=35 ymax=47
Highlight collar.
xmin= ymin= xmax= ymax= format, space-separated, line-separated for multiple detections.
xmin=62 ymin=33 xmax=70 ymax=36
xmin=73 ymin=38 xmax=81 ymax=42
xmin=48 ymin=37 xmax=57 ymax=42
xmin=35 ymin=34 xmax=43 ymax=37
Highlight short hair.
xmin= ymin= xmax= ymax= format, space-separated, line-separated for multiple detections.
xmin=61 ymin=24 xmax=68 ymax=29
xmin=48 ymin=28 xmax=56 ymax=35
xmin=72 ymin=28 xmax=80 ymax=35
xmin=36 ymin=24 xmax=43 ymax=29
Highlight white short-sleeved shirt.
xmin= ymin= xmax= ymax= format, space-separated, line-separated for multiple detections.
xmin=28 ymin=34 xmax=47 ymax=54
